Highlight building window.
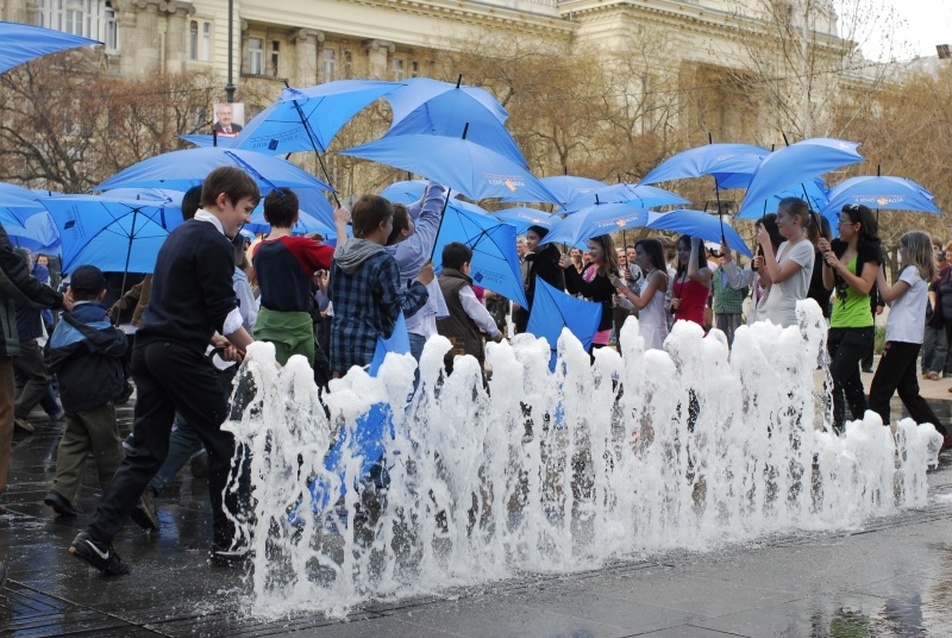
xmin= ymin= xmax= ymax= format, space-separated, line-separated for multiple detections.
xmin=189 ymin=22 xmax=198 ymax=60
xmin=202 ymin=22 xmax=211 ymax=61
xmin=392 ymin=58 xmax=405 ymax=81
xmin=36 ymin=0 xmax=119 ymax=52
xmin=248 ymin=37 xmax=263 ymax=75
xmin=270 ymin=40 xmax=280 ymax=77
xmin=410 ymin=61 xmax=420 ymax=77
xmin=321 ymin=48 xmax=337 ymax=82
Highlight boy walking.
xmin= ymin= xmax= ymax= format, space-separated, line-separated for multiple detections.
xmin=68 ymin=167 xmax=257 ymax=575
xmin=253 ymin=187 xmax=334 ymax=366
xmin=436 ymin=242 xmax=502 ymax=373
xmin=43 ymin=266 xmax=128 ymax=518
xmin=329 ymin=195 xmax=433 ymax=377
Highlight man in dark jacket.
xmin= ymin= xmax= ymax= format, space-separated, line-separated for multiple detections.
xmin=0 ymin=225 xmax=66 ymax=513
xmin=43 ymin=266 xmax=128 ymax=519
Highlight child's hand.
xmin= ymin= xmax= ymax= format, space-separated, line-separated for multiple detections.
xmin=417 ymin=260 xmax=435 ymax=285
xmin=333 ymin=206 xmax=351 ymax=225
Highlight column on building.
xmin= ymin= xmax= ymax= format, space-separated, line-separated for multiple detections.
xmin=362 ymin=39 xmax=394 ymax=80
xmin=162 ymin=1 xmax=195 ymax=74
xmin=291 ymin=28 xmax=323 ymax=87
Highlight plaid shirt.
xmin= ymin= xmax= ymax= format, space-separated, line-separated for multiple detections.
xmin=329 ymin=251 xmax=427 ymax=375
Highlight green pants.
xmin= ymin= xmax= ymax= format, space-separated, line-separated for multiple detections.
xmin=51 ymin=402 xmax=123 ymax=503
xmin=254 ymin=307 xmax=315 ymax=367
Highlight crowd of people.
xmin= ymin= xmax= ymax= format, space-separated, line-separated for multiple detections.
xmin=0 ymin=169 xmax=948 ymax=581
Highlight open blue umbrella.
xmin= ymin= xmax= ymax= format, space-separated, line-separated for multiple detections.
xmin=40 ymin=195 xmax=183 ymax=276
xmin=340 ymin=134 xmax=561 ymax=205
xmin=179 ymin=133 xmax=238 ymax=149
xmin=539 ymin=202 xmax=648 ymax=248
xmin=0 ymin=21 xmax=100 ymax=74
xmin=379 ymin=180 xmax=428 ymax=205
xmin=526 ymin=278 xmax=602 ymax=370
xmin=564 ymin=183 xmax=689 ymax=211
xmin=0 ymin=182 xmax=60 ymax=252
xmin=498 ymin=175 xmax=608 ymax=205
xmin=384 ymin=77 xmax=508 ymax=127
xmin=736 ymin=138 xmax=865 ymax=219
xmin=384 ymin=87 xmax=526 ymax=167
xmin=246 ymin=207 xmax=336 ymax=237
xmin=490 ymin=207 xmax=556 ymax=234
xmin=432 ymin=200 xmax=528 ymax=307
xmin=820 ymin=176 xmax=940 ymax=219
xmin=647 ymin=209 xmax=752 ymax=257
xmin=231 ymin=80 xmax=402 ymax=155
xmin=639 ymin=143 xmax=770 ymax=188
xmin=96 ymin=147 xmax=332 ymax=193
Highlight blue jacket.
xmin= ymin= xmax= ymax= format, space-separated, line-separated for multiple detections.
xmin=45 ymin=302 xmax=127 ymax=412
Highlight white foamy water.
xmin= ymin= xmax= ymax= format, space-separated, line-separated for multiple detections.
xmin=223 ymin=300 xmax=942 ymax=618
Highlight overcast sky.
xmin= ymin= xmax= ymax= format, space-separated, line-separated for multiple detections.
xmin=856 ymin=0 xmax=952 ymax=61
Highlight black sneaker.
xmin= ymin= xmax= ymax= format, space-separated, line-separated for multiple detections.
xmin=68 ymin=531 xmax=129 ymax=576
xmin=130 ymin=490 xmax=159 ymax=532
xmin=44 ymin=491 xmax=79 ymax=517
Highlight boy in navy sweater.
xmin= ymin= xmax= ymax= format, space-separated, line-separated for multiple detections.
xmin=69 ymin=167 xmax=258 ymax=576
xmin=43 ymin=266 xmax=128 ymax=518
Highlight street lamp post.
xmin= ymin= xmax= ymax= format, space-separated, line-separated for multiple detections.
xmin=225 ymin=0 xmax=235 ymax=102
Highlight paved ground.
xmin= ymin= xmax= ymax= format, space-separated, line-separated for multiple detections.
xmin=2 ymin=372 xmax=952 ymax=637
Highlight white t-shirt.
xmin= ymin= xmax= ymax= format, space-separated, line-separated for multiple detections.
xmin=885 ymin=265 xmax=927 ymax=344
xmin=763 ymin=239 xmax=815 ymax=328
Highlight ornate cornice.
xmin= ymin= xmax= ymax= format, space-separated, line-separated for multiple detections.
xmin=292 ymin=27 xmax=325 ymax=43
xmin=131 ymin=0 xmax=195 ymax=16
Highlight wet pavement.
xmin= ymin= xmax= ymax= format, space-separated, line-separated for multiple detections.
xmin=3 ymin=394 xmax=952 ymax=637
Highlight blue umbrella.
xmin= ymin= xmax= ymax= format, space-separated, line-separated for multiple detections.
xmin=246 ymin=207 xmax=335 ymax=237
xmin=384 ymin=77 xmax=508 ymax=127
xmin=564 ymin=183 xmax=689 ymax=211
xmin=498 ymin=175 xmax=607 ymax=205
xmin=384 ymin=88 xmax=526 ymax=167
xmin=340 ymin=134 xmax=561 ymax=205
xmin=736 ymin=138 xmax=865 ymax=219
xmin=432 ymin=200 xmax=528 ymax=307
xmin=647 ymin=209 xmax=752 ymax=257
xmin=179 ymin=133 xmax=238 ymax=149
xmin=40 ymin=195 xmax=183 ymax=275
xmin=232 ymin=79 xmax=402 ymax=155
xmin=539 ymin=203 xmax=648 ymax=248
xmin=379 ymin=180 xmax=428 ymax=205
xmin=95 ymin=147 xmax=332 ymax=193
xmin=820 ymin=176 xmax=940 ymax=218
xmin=0 ymin=21 xmax=100 ymax=74
xmin=526 ymin=278 xmax=602 ymax=370
xmin=0 ymin=182 xmax=60 ymax=252
xmin=638 ymin=143 xmax=770 ymax=187
xmin=490 ymin=207 xmax=556 ymax=234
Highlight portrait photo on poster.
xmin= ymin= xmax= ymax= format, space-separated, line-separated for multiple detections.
xmin=213 ymin=103 xmax=245 ymax=136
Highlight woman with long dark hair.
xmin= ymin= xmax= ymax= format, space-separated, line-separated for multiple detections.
xmin=818 ymin=203 xmax=881 ymax=432
xmin=560 ymin=234 xmax=618 ymax=352
xmin=513 ymin=225 xmax=565 ymax=333
xmin=611 ymin=238 xmax=670 ymax=350
xmin=669 ymin=235 xmax=711 ymax=328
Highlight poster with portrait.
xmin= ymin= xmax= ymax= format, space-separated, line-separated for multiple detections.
xmin=213 ymin=102 xmax=245 ymax=136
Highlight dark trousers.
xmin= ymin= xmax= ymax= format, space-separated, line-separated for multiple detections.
xmin=13 ymin=339 xmax=51 ymax=418
xmin=828 ymin=326 xmax=874 ymax=432
xmin=868 ymin=341 xmax=947 ymax=435
xmin=87 ymin=341 xmax=238 ymax=546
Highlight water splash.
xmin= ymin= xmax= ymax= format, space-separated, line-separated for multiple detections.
xmin=224 ymin=300 xmax=941 ymax=618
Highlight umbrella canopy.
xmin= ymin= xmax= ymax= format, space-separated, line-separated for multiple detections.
xmin=96 ymin=147 xmax=332 ymax=193
xmin=498 ymin=175 xmax=608 ymax=205
xmin=379 ymin=180 xmax=428 ymax=205
xmin=525 ymin=278 xmax=602 ymax=370
xmin=179 ymin=133 xmax=238 ymax=149
xmin=736 ymin=138 xmax=864 ymax=219
xmin=0 ymin=182 xmax=60 ymax=252
xmin=41 ymin=195 xmax=183 ymax=274
xmin=384 ymin=88 xmax=526 ymax=167
xmin=489 ymin=207 xmax=556 ymax=234
xmin=564 ymin=183 xmax=689 ymax=211
xmin=231 ymin=80 xmax=402 ymax=155
xmin=647 ymin=209 xmax=753 ymax=257
xmin=639 ymin=143 xmax=770 ymax=187
xmin=432 ymin=200 xmax=528 ymax=307
xmin=540 ymin=202 xmax=648 ymax=248
xmin=384 ymin=77 xmax=508 ymax=127
xmin=340 ymin=134 xmax=561 ymax=205
xmin=0 ymin=21 xmax=100 ymax=74
xmin=820 ymin=176 xmax=941 ymax=218
xmin=246 ymin=207 xmax=336 ymax=237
